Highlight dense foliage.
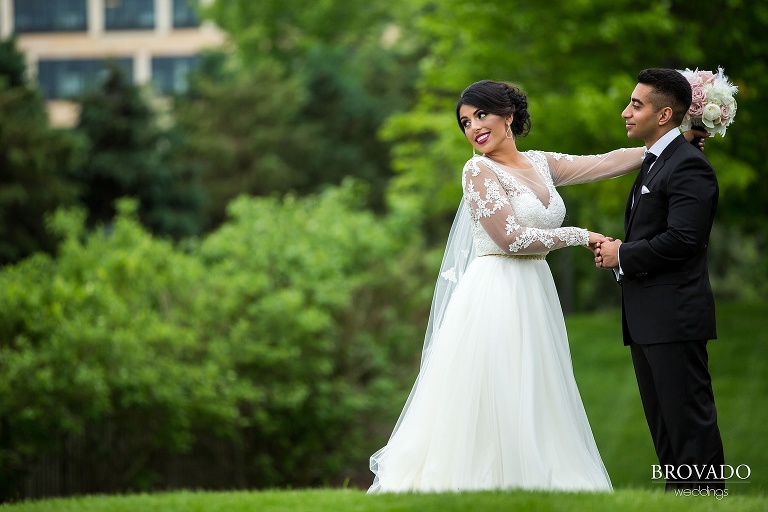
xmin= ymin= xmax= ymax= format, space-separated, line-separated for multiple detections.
xmin=172 ymin=0 xmax=419 ymax=227
xmin=0 ymin=184 xmax=430 ymax=498
xmin=73 ymin=66 xmax=206 ymax=238
xmin=0 ymin=38 xmax=84 ymax=264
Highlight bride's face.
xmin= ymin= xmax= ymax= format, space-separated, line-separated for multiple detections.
xmin=458 ymin=104 xmax=512 ymax=153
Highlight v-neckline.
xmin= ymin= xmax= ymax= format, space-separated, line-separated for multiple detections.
xmin=481 ymin=153 xmax=553 ymax=210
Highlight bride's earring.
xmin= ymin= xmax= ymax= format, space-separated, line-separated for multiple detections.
xmin=505 ymin=123 xmax=514 ymax=139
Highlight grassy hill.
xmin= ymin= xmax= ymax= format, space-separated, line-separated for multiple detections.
xmin=1 ymin=488 xmax=766 ymax=512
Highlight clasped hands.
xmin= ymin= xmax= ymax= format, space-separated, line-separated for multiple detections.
xmin=586 ymin=232 xmax=621 ymax=269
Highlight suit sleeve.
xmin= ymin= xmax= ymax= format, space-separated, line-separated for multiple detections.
xmin=618 ymin=153 xmax=717 ymax=279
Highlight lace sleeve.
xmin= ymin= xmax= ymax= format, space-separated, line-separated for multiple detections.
xmin=462 ymin=160 xmax=589 ymax=254
xmin=548 ymin=147 xmax=646 ymax=186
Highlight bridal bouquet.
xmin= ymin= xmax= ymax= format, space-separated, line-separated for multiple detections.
xmin=678 ymin=67 xmax=738 ymax=137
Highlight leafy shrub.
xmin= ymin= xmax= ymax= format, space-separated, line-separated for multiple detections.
xmin=0 ymin=181 xmax=431 ymax=498
xmin=195 ymin=179 xmax=428 ymax=486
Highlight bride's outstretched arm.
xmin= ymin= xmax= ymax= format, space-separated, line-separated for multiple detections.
xmin=547 ymin=147 xmax=645 ymax=187
xmin=549 ymin=128 xmax=707 ymax=187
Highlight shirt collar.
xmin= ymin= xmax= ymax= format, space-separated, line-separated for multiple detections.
xmin=646 ymin=128 xmax=680 ymax=159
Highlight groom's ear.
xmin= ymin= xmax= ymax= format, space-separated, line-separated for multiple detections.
xmin=657 ymin=106 xmax=674 ymax=126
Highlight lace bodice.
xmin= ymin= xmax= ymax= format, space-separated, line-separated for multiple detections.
xmin=462 ymin=148 xmax=645 ymax=256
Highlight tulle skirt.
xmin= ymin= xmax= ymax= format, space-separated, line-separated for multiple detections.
xmin=368 ymin=255 xmax=611 ymax=493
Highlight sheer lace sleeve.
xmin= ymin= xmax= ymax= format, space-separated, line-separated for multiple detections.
xmin=548 ymin=147 xmax=645 ymax=186
xmin=462 ymin=160 xmax=589 ymax=254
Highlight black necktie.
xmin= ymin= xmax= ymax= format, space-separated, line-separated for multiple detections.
xmin=633 ymin=152 xmax=656 ymax=207
xmin=641 ymin=152 xmax=657 ymax=175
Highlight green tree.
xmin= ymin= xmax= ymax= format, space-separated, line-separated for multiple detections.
xmin=73 ymin=65 xmax=205 ymax=238
xmin=0 ymin=37 xmax=83 ymax=264
xmin=0 ymin=36 xmax=25 ymax=88
xmin=172 ymin=53 xmax=313 ymax=227
xmin=184 ymin=0 xmax=418 ymax=219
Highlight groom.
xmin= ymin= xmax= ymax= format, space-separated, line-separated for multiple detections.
xmin=595 ymin=68 xmax=724 ymax=491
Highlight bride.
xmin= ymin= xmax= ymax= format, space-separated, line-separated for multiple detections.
xmin=369 ymin=79 xmax=704 ymax=493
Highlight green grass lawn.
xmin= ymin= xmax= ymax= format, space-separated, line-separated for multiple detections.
xmin=1 ymin=488 xmax=766 ymax=512
xmin=1 ymin=301 xmax=765 ymax=511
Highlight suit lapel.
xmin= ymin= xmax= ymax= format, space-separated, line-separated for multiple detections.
xmin=625 ymin=134 xmax=687 ymax=234
xmin=624 ymin=170 xmax=644 ymax=232
xmin=643 ymin=134 xmax=688 ymax=186
xmin=644 ymin=135 xmax=684 ymax=187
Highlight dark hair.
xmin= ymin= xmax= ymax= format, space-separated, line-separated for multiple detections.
xmin=455 ymin=80 xmax=531 ymax=137
xmin=637 ymin=68 xmax=692 ymax=126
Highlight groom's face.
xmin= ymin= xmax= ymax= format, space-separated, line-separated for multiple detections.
xmin=622 ymin=83 xmax=661 ymax=144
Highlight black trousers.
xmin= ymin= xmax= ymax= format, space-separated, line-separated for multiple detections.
xmin=630 ymin=340 xmax=725 ymax=491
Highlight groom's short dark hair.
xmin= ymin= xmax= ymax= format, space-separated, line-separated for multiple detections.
xmin=638 ymin=68 xmax=692 ymax=126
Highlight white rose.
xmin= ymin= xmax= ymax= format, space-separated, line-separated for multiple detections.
xmin=707 ymin=82 xmax=731 ymax=104
xmin=701 ymin=103 xmax=721 ymax=129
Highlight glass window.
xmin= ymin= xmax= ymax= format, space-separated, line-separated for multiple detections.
xmin=151 ymin=55 xmax=199 ymax=95
xmin=173 ymin=0 xmax=199 ymax=28
xmin=13 ymin=0 xmax=87 ymax=33
xmin=37 ymin=58 xmax=133 ymax=99
xmin=105 ymin=0 xmax=155 ymax=31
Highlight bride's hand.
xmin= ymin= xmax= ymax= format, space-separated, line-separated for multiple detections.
xmin=683 ymin=128 xmax=709 ymax=151
xmin=585 ymin=232 xmax=613 ymax=255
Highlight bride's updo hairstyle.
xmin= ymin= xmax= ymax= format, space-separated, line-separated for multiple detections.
xmin=455 ymin=80 xmax=531 ymax=138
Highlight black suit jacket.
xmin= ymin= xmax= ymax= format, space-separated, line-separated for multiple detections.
xmin=619 ymin=134 xmax=718 ymax=345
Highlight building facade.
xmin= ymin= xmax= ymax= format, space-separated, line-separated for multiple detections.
xmin=0 ymin=0 xmax=226 ymax=125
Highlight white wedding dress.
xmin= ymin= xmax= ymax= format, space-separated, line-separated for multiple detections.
xmin=369 ymin=148 xmax=645 ymax=494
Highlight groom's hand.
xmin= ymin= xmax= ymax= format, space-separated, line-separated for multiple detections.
xmin=585 ymin=232 xmax=612 ymax=256
xmin=595 ymin=239 xmax=622 ymax=269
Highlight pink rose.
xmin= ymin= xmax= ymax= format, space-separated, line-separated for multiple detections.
xmin=689 ymin=85 xmax=707 ymax=117
xmin=720 ymin=104 xmax=733 ymax=125
xmin=698 ymin=70 xmax=716 ymax=84
xmin=688 ymin=74 xmax=705 ymax=88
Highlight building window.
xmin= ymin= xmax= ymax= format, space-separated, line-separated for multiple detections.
xmin=173 ymin=0 xmax=199 ymax=28
xmin=152 ymin=55 xmax=199 ymax=95
xmin=13 ymin=0 xmax=87 ymax=33
xmin=37 ymin=58 xmax=133 ymax=99
xmin=105 ymin=0 xmax=155 ymax=31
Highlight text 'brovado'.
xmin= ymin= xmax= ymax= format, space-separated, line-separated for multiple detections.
xmin=652 ymin=464 xmax=751 ymax=481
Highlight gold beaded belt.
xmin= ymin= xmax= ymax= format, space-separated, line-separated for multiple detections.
xmin=479 ymin=253 xmax=546 ymax=260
